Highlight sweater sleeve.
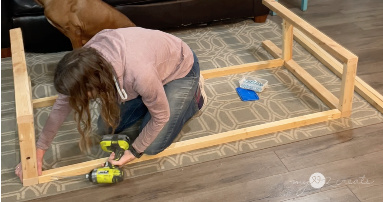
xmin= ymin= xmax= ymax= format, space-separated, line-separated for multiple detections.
xmin=131 ymin=71 xmax=170 ymax=153
xmin=36 ymin=94 xmax=72 ymax=150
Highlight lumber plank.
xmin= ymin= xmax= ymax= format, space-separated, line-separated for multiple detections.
xmin=10 ymin=28 xmax=39 ymax=186
xmin=17 ymin=122 xmax=38 ymax=185
xmin=354 ymin=78 xmax=383 ymax=113
xmin=33 ymin=95 xmax=58 ymax=108
xmin=201 ymin=59 xmax=284 ymax=79
xmin=262 ymin=40 xmax=339 ymax=109
xmin=39 ymin=109 xmax=341 ymax=183
xmin=293 ymin=28 xmax=344 ymax=75
xmin=262 ymin=0 xmax=357 ymax=63
xmin=339 ymin=58 xmax=358 ymax=117
xmin=22 ymin=177 xmax=39 ymax=187
xmin=10 ymin=29 xmax=33 ymax=124
xmin=282 ymin=19 xmax=293 ymax=60
xmin=262 ymin=40 xmax=282 ymax=58
xmin=293 ymin=29 xmax=383 ymax=114
xmin=285 ymin=60 xmax=339 ymax=109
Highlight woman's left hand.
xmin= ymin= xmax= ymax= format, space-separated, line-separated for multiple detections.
xmin=107 ymin=150 xmax=136 ymax=166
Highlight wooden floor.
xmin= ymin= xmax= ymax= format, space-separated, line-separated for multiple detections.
xmin=32 ymin=0 xmax=383 ymax=201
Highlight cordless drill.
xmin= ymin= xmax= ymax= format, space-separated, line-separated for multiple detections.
xmin=86 ymin=134 xmax=130 ymax=184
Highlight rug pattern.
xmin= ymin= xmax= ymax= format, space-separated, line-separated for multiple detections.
xmin=1 ymin=19 xmax=383 ymax=201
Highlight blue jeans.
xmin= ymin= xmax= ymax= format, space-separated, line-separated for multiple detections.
xmin=97 ymin=52 xmax=200 ymax=155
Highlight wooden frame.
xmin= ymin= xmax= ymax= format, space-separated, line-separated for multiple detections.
xmin=13 ymin=0 xmax=382 ymax=186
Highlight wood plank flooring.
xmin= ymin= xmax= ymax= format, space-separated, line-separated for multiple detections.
xmin=31 ymin=0 xmax=383 ymax=201
xmin=31 ymin=123 xmax=383 ymax=202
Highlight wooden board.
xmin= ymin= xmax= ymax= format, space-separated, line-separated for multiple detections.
xmin=282 ymin=19 xmax=293 ymax=60
xmin=33 ymin=95 xmax=58 ymax=108
xmin=285 ymin=59 xmax=339 ymax=109
xmin=338 ymin=58 xmax=358 ymax=117
xmin=201 ymin=58 xmax=283 ymax=79
xmin=10 ymin=28 xmax=39 ymax=186
xmin=39 ymin=109 xmax=341 ymax=183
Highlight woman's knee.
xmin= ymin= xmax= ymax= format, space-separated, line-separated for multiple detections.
xmin=143 ymin=144 xmax=166 ymax=155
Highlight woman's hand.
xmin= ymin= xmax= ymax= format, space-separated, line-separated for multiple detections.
xmin=15 ymin=148 xmax=45 ymax=182
xmin=107 ymin=150 xmax=136 ymax=166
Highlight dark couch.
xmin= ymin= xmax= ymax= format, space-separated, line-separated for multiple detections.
xmin=2 ymin=0 xmax=270 ymax=53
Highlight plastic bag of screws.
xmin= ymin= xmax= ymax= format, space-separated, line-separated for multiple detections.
xmin=239 ymin=76 xmax=268 ymax=92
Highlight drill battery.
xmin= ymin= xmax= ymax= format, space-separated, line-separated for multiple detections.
xmin=100 ymin=134 xmax=130 ymax=152
xmin=100 ymin=134 xmax=130 ymax=160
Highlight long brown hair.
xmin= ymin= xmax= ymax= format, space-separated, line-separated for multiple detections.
xmin=54 ymin=47 xmax=120 ymax=152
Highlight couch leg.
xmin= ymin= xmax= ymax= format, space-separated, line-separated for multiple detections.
xmin=254 ymin=14 xmax=268 ymax=23
xmin=1 ymin=48 xmax=11 ymax=58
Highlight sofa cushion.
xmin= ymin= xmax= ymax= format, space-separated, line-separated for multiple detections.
xmin=182 ymin=0 xmax=254 ymax=25
xmin=116 ymin=1 xmax=182 ymax=29
xmin=12 ymin=0 xmax=43 ymax=16
xmin=11 ymin=0 xmax=173 ymax=16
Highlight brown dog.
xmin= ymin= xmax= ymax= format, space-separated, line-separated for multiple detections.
xmin=35 ymin=0 xmax=135 ymax=49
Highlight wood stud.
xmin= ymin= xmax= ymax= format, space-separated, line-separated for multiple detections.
xmin=10 ymin=28 xmax=39 ymax=186
xmin=282 ymin=19 xmax=293 ymax=61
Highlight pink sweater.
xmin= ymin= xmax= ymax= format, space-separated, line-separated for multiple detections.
xmin=36 ymin=27 xmax=194 ymax=153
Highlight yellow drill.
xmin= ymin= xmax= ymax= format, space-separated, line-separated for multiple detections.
xmin=86 ymin=134 xmax=130 ymax=184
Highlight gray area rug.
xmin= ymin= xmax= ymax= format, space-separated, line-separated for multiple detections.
xmin=2 ymin=19 xmax=383 ymax=201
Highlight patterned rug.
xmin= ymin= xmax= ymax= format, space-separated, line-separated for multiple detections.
xmin=2 ymin=19 xmax=383 ymax=201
